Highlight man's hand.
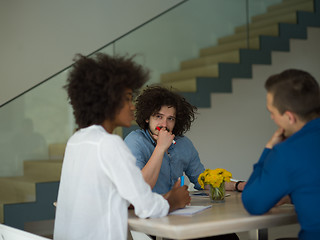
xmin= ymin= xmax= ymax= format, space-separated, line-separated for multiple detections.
xmin=275 ymin=195 xmax=291 ymax=206
xmin=164 ymin=178 xmax=191 ymax=212
xmin=266 ymin=128 xmax=286 ymax=149
xmin=153 ymin=127 xmax=175 ymax=152
xmin=225 ymin=181 xmax=247 ymax=191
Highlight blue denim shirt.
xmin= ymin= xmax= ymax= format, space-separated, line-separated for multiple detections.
xmin=124 ymin=129 xmax=205 ymax=194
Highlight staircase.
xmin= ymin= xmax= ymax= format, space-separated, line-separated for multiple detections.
xmin=160 ymin=0 xmax=319 ymax=108
xmin=0 ymin=144 xmax=64 ymax=230
xmin=1 ymin=0 xmax=319 ymax=235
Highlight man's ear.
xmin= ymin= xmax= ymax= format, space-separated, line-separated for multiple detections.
xmin=145 ymin=119 xmax=149 ymax=123
xmin=284 ymin=111 xmax=297 ymax=124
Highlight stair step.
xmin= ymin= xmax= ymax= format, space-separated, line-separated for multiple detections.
xmin=24 ymin=160 xmax=62 ymax=182
xmin=161 ymin=78 xmax=196 ymax=92
xmin=200 ymin=37 xmax=260 ymax=57
xmin=268 ymin=0 xmax=313 ymax=12
xmin=0 ymin=176 xmax=38 ymax=202
xmin=181 ymin=50 xmax=240 ymax=70
xmin=161 ymin=64 xmax=218 ymax=83
xmin=0 ymin=159 xmax=62 ymax=223
xmin=48 ymin=143 xmax=66 ymax=160
xmin=252 ymin=0 xmax=313 ymax=22
xmin=0 ymin=204 xmax=3 ymax=224
xmin=235 ymin=12 xmax=297 ymax=33
xmin=0 ymin=176 xmax=37 ymax=223
xmin=218 ymin=24 xmax=278 ymax=45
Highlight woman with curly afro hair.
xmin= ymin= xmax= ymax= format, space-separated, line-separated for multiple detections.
xmin=54 ymin=54 xmax=190 ymax=240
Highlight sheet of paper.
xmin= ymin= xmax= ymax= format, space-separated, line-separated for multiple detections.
xmin=169 ymin=205 xmax=212 ymax=216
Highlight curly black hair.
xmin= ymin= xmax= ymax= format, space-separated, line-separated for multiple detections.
xmin=65 ymin=53 xmax=149 ymax=128
xmin=135 ymin=85 xmax=197 ymax=136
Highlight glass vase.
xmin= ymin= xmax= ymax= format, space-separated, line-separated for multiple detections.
xmin=209 ymin=183 xmax=225 ymax=203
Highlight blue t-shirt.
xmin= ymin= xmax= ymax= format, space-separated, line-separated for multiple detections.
xmin=124 ymin=129 xmax=205 ymax=194
xmin=242 ymin=118 xmax=320 ymax=240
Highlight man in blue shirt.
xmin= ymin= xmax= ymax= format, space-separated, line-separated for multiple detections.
xmin=242 ymin=69 xmax=320 ymax=240
xmin=124 ymin=86 xmax=204 ymax=194
xmin=125 ymin=86 xmax=240 ymax=240
xmin=125 ymin=86 xmax=245 ymax=194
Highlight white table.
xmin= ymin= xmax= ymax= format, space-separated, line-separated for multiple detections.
xmin=128 ymin=191 xmax=298 ymax=240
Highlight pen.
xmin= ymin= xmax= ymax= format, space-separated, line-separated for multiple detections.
xmin=180 ymin=176 xmax=184 ymax=186
xmin=156 ymin=127 xmax=176 ymax=145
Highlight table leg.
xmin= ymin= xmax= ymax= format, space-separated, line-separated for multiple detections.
xmin=248 ymin=229 xmax=268 ymax=240
xmin=258 ymin=228 xmax=268 ymax=240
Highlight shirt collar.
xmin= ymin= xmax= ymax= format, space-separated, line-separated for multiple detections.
xmin=143 ymin=129 xmax=156 ymax=146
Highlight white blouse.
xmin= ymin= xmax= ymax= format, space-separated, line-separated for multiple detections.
xmin=54 ymin=125 xmax=169 ymax=240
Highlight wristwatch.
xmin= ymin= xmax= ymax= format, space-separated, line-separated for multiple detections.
xmin=235 ymin=181 xmax=244 ymax=192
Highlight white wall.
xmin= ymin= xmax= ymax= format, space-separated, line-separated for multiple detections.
xmin=186 ymin=27 xmax=320 ymax=180
xmin=0 ymin=0 xmax=183 ymax=106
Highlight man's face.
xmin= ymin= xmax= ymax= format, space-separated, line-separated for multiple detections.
xmin=266 ymin=92 xmax=294 ymax=138
xmin=146 ymin=105 xmax=176 ymax=136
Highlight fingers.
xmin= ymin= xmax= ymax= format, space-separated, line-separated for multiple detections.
xmin=152 ymin=134 xmax=159 ymax=141
xmin=173 ymin=178 xmax=181 ymax=188
xmin=156 ymin=129 xmax=175 ymax=150
xmin=266 ymin=128 xmax=286 ymax=149
xmin=175 ymin=187 xmax=191 ymax=208
xmin=156 ymin=127 xmax=174 ymax=138
xmin=166 ymin=184 xmax=191 ymax=212
xmin=275 ymin=195 xmax=291 ymax=206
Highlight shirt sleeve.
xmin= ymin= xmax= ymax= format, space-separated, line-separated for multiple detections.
xmin=183 ymin=138 xmax=205 ymax=190
xmin=124 ymin=131 xmax=151 ymax=170
xmin=99 ymin=135 xmax=169 ymax=218
xmin=242 ymin=147 xmax=291 ymax=215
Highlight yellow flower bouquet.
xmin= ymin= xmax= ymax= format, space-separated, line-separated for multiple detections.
xmin=198 ymin=168 xmax=232 ymax=202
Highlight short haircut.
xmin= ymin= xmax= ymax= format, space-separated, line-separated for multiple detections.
xmin=265 ymin=69 xmax=320 ymax=121
xmin=65 ymin=53 xmax=148 ymax=128
xmin=135 ymin=86 xmax=197 ymax=136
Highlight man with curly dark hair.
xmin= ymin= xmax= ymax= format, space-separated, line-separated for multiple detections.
xmin=125 ymin=86 xmax=240 ymax=240
xmin=53 ymin=54 xmax=190 ymax=240
xmin=125 ymin=86 xmax=202 ymax=193
xmin=125 ymin=86 xmax=245 ymax=194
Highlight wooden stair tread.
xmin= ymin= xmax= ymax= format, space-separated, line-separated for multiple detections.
xmin=252 ymin=0 xmax=313 ymax=22
xmin=268 ymin=0 xmax=313 ymax=12
xmin=218 ymin=24 xmax=279 ymax=45
xmin=235 ymin=12 xmax=297 ymax=33
xmin=199 ymin=37 xmax=260 ymax=57
xmin=161 ymin=64 xmax=218 ymax=82
xmin=161 ymin=78 xmax=197 ymax=92
xmin=181 ymin=50 xmax=240 ymax=70
xmin=0 ymin=175 xmax=59 ymax=183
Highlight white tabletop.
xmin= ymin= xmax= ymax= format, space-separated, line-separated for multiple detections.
xmin=128 ymin=191 xmax=298 ymax=240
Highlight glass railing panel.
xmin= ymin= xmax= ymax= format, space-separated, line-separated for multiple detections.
xmin=248 ymin=0 xmax=283 ymax=19
xmin=1 ymin=0 xmax=283 ymax=230
xmin=0 ymin=0 xmax=285 ymax=179
xmin=0 ymin=70 xmax=70 ymax=177
xmin=0 ymin=49 xmax=116 ymax=178
xmin=247 ymin=0 xmax=283 ymax=48
xmin=114 ymin=0 xmax=248 ymax=86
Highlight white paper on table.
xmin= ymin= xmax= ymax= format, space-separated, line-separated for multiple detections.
xmin=169 ymin=205 xmax=212 ymax=216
